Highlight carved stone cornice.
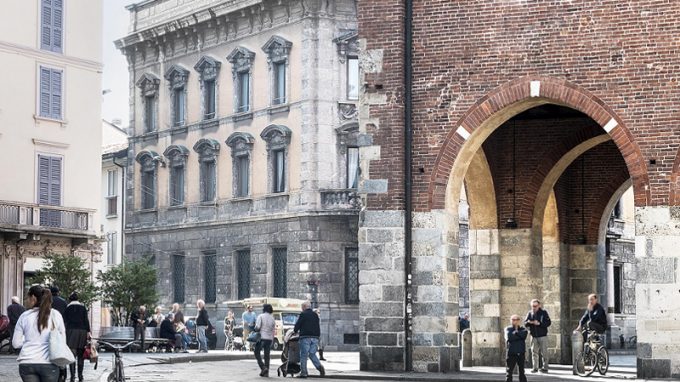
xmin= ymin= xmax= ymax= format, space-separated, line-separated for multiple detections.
xmin=136 ymin=73 xmax=160 ymax=97
xmin=226 ymin=47 xmax=256 ymax=75
xmin=262 ymin=35 xmax=292 ymax=64
xmin=194 ymin=55 xmax=222 ymax=81
xmin=164 ymin=64 xmax=190 ymax=89
xmin=334 ymin=30 xmax=359 ymax=63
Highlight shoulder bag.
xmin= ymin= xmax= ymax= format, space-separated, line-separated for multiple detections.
xmin=49 ymin=314 xmax=75 ymax=367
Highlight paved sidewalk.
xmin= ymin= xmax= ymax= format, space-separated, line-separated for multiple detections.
xmin=1 ymin=351 xmax=640 ymax=382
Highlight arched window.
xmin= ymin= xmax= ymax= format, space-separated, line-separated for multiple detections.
xmin=194 ymin=56 xmax=221 ymax=120
xmin=163 ymin=145 xmax=189 ymax=206
xmin=226 ymin=132 xmax=255 ymax=197
xmin=193 ymin=139 xmax=220 ymax=202
xmin=135 ymin=150 xmax=162 ymax=209
xmin=260 ymin=124 xmax=292 ymax=193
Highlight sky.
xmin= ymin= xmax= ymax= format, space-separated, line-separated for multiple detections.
xmin=102 ymin=1 xmax=135 ymax=126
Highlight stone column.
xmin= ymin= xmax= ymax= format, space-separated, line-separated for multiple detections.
xmin=359 ymin=210 xmax=405 ymax=371
xmin=635 ymin=206 xmax=680 ymax=380
xmin=469 ymin=228 xmax=502 ymax=366
xmin=606 ymin=256 xmax=616 ymax=326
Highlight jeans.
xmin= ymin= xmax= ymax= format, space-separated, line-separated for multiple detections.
xmin=19 ymin=363 xmax=59 ymax=382
xmin=531 ymin=336 xmax=549 ymax=371
xmin=254 ymin=339 xmax=272 ymax=371
xmin=505 ymin=352 xmax=527 ymax=382
xmin=299 ymin=337 xmax=322 ymax=376
xmin=197 ymin=325 xmax=208 ymax=351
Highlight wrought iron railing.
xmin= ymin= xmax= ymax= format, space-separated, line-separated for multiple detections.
xmin=0 ymin=200 xmax=92 ymax=232
xmin=320 ymin=189 xmax=361 ymax=210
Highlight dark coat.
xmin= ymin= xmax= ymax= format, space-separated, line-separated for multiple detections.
xmin=51 ymin=296 xmax=67 ymax=315
xmin=579 ymin=303 xmax=607 ymax=330
xmin=196 ymin=308 xmax=209 ymax=326
xmin=160 ymin=319 xmax=175 ymax=340
xmin=7 ymin=302 xmax=25 ymax=326
xmin=524 ymin=308 xmax=551 ymax=338
xmin=63 ymin=302 xmax=90 ymax=332
xmin=294 ymin=308 xmax=320 ymax=338
xmin=459 ymin=317 xmax=470 ymax=331
xmin=130 ymin=309 xmax=148 ymax=328
xmin=505 ymin=325 xmax=528 ymax=355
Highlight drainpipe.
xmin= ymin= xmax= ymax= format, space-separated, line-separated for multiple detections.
xmin=404 ymin=0 xmax=414 ymax=372
xmin=113 ymin=155 xmax=126 ymax=265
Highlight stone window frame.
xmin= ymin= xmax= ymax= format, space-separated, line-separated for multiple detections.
xmin=194 ymin=55 xmax=221 ymax=121
xmin=136 ymin=73 xmax=160 ymax=133
xmin=226 ymin=47 xmax=256 ymax=115
xmin=336 ymin=122 xmax=361 ymax=189
xmin=261 ymin=36 xmax=292 ymax=106
xmin=163 ymin=145 xmax=189 ymax=207
xmin=260 ymin=124 xmax=292 ymax=194
xmin=344 ymin=247 xmax=360 ymax=304
xmin=226 ymin=132 xmax=255 ymax=198
xmin=333 ymin=31 xmax=360 ymax=101
xmin=193 ymin=138 xmax=221 ymax=203
xmin=165 ymin=65 xmax=190 ymax=127
xmin=135 ymin=149 xmax=162 ymax=210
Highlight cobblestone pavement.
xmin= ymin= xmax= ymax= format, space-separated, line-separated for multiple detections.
xmin=0 ymin=351 xmax=638 ymax=382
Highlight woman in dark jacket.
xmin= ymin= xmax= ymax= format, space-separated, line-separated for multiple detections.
xmin=63 ymin=292 xmax=90 ymax=382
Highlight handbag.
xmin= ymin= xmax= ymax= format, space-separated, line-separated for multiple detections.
xmin=48 ymin=315 xmax=75 ymax=367
xmin=247 ymin=331 xmax=261 ymax=343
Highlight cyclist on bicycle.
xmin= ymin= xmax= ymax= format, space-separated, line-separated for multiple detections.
xmin=575 ymin=294 xmax=607 ymax=341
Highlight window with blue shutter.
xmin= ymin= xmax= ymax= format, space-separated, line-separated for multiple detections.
xmin=38 ymin=155 xmax=62 ymax=227
xmin=41 ymin=0 xmax=63 ymax=53
xmin=39 ymin=67 xmax=63 ymax=120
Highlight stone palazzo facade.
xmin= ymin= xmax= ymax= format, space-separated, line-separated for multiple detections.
xmin=356 ymin=1 xmax=680 ymax=379
xmin=116 ymin=0 xmax=361 ymax=349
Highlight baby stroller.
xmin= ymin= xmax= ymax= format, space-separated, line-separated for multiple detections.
xmin=0 ymin=315 xmax=10 ymax=353
xmin=277 ymin=330 xmax=301 ymax=377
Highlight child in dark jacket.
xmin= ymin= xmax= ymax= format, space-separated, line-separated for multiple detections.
xmin=505 ymin=315 xmax=528 ymax=382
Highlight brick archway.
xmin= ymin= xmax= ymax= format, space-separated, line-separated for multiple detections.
xmin=432 ymin=76 xmax=649 ymax=213
xmin=671 ymin=146 xmax=680 ymax=206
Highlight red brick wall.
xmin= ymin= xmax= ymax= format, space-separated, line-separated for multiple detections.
xmin=359 ymin=0 xmax=680 ymax=211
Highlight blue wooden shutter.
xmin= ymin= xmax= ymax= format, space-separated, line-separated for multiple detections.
xmin=50 ymin=156 xmax=62 ymax=206
xmin=40 ymin=0 xmax=52 ymax=50
xmin=38 ymin=155 xmax=50 ymax=205
xmin=38 ymin=155 xmax=62 ymax=227
xmin=50 ymin=69 xmax=62 ymax=119
xmin=52 ymin=0 xmax=63 ymax=53
xmin=39 ymin=67 xmax=51 ymax=117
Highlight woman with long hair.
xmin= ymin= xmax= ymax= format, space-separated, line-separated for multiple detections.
xmin=63 ymin=292 xmax=90 ymax=382
xmin=12 ymin=285 xmax=66 ymax=382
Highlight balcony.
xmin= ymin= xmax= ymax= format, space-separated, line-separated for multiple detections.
xmin=0 ymin=201 xmax=95 ymax=237
xmin=320 ymin=189 xmax=361 ymax=211
xmin=607 ymin=216 xmax=625 ymax=238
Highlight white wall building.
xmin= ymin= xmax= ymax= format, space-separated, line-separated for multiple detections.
xmin=0 ymin=0 xmax=103 ymax=328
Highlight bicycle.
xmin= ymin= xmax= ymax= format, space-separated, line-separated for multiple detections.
xmin=98 ymin=340 xmax=138 ymax=382
xmin=575 ymin=329 xmax=609 ymax=377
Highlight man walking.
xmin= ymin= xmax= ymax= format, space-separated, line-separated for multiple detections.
xmin=525 ymin=299 xmax=551 ymax=373
xmin=51 ymin=286 xmax=68 ymax=382
xmin=7 ymin=296 xmax=25 ymax=354
xmin=130 ymin=305 xmax=148 ymax=352
xmin=241 ymin=305 xmax=257 ymax=351
xmin=195 ymin=299 xmax=209 ymax=353
xmin=505 ymin=315 xmax=528 ymax=382
xmin=294 ymin=301 xmax=325 ymax=378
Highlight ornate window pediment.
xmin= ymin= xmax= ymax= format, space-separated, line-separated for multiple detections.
xmin=164 ymin=64 xmax=190 ymax=89
xmin=260 ymin=124 xmax=292 ymax=151
xmin=336 ymin=122 xmax=360 ymax=154
xmin=136 ymin=73 xmax=160 ymax=97
xmin=136 ymin=150 xmax=162 ymax=171
xmin=262 ymin=36 xmax=292 ymax=64
xmin=193 ymin=138 xmax=221 ymax=161
xmin=226 ymin=132 xmax=255 ymax=156
xmin=334 ymin=30 xmax=359 ymax=63
xmin=226 ymin=47 xmax=256 ymax=74
xmin=194 ymin=56 xmax=222 ymax=81
xmin=163 ymin=145 xmax=189 ymax=167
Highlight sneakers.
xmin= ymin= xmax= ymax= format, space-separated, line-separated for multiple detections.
xmin=540 ymin=369 xmax=549 ymax=373
xmin=531 ymin=369 xmax=538 ymax=373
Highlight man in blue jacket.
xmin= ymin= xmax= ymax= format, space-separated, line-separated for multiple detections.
xmin=505 ymin=315 xmax=528 ymax=382
xmin=294 ymin=301 xmax=325 ymax=378
xmin=525 ymin=299 xmax=551 ymax=373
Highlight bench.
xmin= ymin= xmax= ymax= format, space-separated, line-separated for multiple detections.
xmin=96 ymin=326 xmax=171 ymax=353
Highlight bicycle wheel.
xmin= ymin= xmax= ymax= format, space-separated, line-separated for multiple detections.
xmin=107 ymin=372 xmax=116 ymax=382
xmin=597 ymin=347 xmax=609 ymax=375
xmin=576 ymin=351 xmax=597 ymax=377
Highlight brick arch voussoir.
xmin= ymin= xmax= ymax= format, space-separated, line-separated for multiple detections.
xmin=586 ymin=169 xmax=633 ymax=244
xmin=430 ymin=75 xmax=650 ymax=211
